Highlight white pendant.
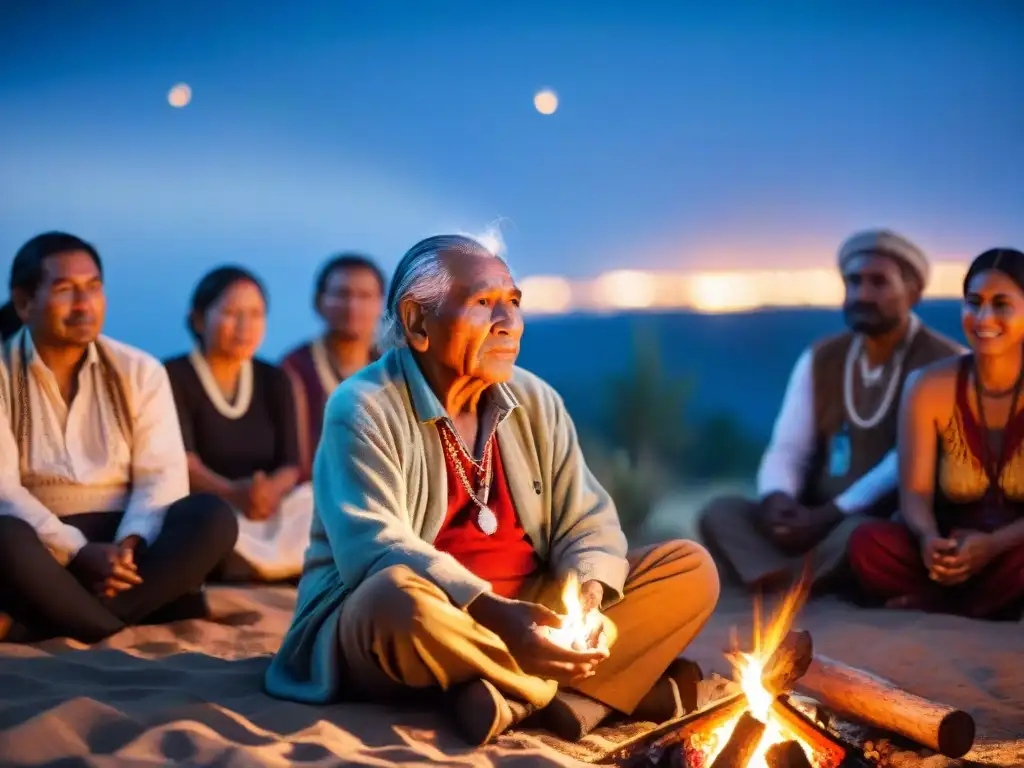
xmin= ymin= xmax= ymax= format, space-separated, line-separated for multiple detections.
xmin=477 ymin=505 xmax=498 ymax=535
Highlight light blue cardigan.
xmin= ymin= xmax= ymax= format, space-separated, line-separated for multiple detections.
xmin=263 ymin=346 xmax=628 ymax=703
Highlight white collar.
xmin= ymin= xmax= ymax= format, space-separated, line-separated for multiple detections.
xmin=310 ymin=337 xmax=341 ymax=395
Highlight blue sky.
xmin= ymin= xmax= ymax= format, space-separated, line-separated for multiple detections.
xmin=1 ymin=1 xmax=1021 ymax=356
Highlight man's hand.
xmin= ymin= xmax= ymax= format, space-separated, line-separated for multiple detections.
xmin=101 ymin=536 xmax=145 ymax=598
xmin=934 ymin=530 xmax=996 ymax=586
xmin=579 ymin=580 xmax=614 ymax=651
xmin=579 ymin=580 xmax=604 ymax=613
xmin=761 ymin=493 xmax=841 ymax=552
xmin=760 ymin=492 xmax=801 ymax=539
xmin=920 ymin=534 xmax=961 ymax=584
xmin=469 ymin=593 xmax=608 ymax=685
xmin=70 ymin=542 xmax=143 ymax=598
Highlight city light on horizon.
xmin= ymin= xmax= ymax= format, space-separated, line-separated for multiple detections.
xmin=518 ymin=261 xmax=970 ymax=316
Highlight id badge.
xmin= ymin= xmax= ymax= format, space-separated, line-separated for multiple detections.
xmin=829 ymin=426 xmax=851 ymax=477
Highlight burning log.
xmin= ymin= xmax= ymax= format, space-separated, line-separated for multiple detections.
xmin=612 ymin=692 xmax=748 ymax=766
xmin=724 ymin=629 xmax=814 ymax=696
xmin=795 ymin=655 xmax=975 ymax=758
xmin=765 ymin=741 xmax=812 ymax=768
xmin=761 ymin=629 xmax=813 ymax=694
xmin=709 ymin=711 xmax=765 ymax=768
xmin=770 ymin=697 xmax=847 ymax=767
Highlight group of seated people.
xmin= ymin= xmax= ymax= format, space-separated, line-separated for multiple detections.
xmin=0 ymin=226 xmax=1021 ymax=748
xmin=700 ymin=231 xmax=1024 ymax=621
xmin=0 ymin=233 xmax=384 ymax=642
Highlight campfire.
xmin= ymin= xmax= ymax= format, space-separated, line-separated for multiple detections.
xmin=606 ymin=573 xmax=976 ymax=768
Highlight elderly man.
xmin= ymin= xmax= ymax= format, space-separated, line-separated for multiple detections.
xmin=265 ymin=234 xmax=720 ymax=746
xmin=700 ymin=229 xmax=963 ymax=593
xmin=0 ymin=232 xmax=238 ymax=643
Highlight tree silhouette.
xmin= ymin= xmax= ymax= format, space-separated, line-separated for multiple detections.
xmin=606 ymin=323 xmax=691 ymax=468
xmin=584 ymin=319 xmax=763 ymax=541
xmin=584 ymin=323 xmax=692 ymax=539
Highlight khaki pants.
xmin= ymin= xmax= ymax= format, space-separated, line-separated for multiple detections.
xmin=335 ymin=540 xmax=720 ymax=714
xmin=699 ymin=496 xmax=867 ymax=590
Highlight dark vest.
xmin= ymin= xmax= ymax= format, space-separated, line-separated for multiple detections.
xmin=802 ymin=323 xmax=963 ymax=509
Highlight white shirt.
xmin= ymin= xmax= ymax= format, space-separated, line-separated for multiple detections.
xmin=756 ymin=347 xmax=898 ymax=513
xmin=0 ymin=329 xmax=189 ymax=556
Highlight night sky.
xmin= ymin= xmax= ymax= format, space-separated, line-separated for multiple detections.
xmin=1 ymin=1 xmax=1021 ymax=356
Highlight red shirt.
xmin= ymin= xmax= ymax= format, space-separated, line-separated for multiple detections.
xmin=433 ymin=423 xmax=540 ymax=598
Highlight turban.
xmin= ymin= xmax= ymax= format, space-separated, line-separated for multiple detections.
xmin=838 ymin=229 xmax=929 ymax=288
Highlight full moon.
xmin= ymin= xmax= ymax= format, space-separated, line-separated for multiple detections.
xmin=534 ymin=89 xmax=558 ymax=115
xmin=168 ymin=83 xmax=192 ymax=108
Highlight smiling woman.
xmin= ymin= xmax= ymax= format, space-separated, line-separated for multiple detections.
xmin=849 ymin=247 xmax=1024 ymax=621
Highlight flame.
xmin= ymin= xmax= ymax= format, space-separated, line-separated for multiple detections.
xmin=692 ymin=569 xmax=830 ymax=768
xmin=540 ymin=572 xmax=607 ymax=651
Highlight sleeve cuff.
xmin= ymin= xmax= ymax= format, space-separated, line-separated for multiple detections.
xmin=114 ymin=509 xmax=165 ymax=546
xmin=559 ymin=553 xmax=629 ymax=606
xmin=833 ymin=495 xmax=856 ymax=514
xmin=58 ymin=523 xmax=89 ymax=557
xmin=425 ymin=557 xmax=493 ymax=608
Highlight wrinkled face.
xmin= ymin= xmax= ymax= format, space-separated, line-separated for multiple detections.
xmin=416 ymin=249 xmax=524 ymax=384
xmin=15 ymin=250 xmax=106 ymax=348
xmin=317 ymin=266 xmax=383 ymax=341
xmin=841 ymin=253 xmax=915 ymax=336
xmin=962 ymin=270 xmax=1024 ymax=356
xmin=196 ymin=280 xmax=267 ymax=361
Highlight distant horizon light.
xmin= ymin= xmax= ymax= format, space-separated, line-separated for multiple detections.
xmin=518 ymin=262 xmax=970 ymax=315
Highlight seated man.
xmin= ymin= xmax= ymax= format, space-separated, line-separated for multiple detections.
xmin=0 ymin=232 xmax=238 ymax=644
xmin=265 ymin=234 xmax=720 ymax=746
xmin=700 ymin=230 xmax=962 ymax=592
xmin=280 ymin=253 xmax=384 ymax=481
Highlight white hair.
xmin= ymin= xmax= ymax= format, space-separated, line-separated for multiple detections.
xmin=379 ymin=231 xmax=508 ymax=350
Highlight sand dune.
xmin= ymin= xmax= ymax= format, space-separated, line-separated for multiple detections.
xmin=0 ymin=586 xmax=1021 ymax=767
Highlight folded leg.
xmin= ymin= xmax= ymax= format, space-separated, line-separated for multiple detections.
xmin=848 ymin=521 xmax=943 ymax=609
xmin=568 ymin=540 xmax=720 ymax=715
xmin=335 ymin=564 xmax=558 ymax=708
xmin=0 ymin=516 xmax=124 ymax=643
xmin=106 ymin=493 xmax=238 ymax=625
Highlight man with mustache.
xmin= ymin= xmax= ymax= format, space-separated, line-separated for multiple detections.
xmin=0 ymin=232 xmax=238 ymax=643
xmin=700 ymin=230 xmax=963 ymax=594
xmin=265 ymin=234 xmax=720 ymax=746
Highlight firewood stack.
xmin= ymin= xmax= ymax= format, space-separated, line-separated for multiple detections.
xmin=608 ymin=629 xmax=976 ymax=768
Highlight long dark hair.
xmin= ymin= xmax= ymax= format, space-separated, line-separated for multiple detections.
xmin=963 ymin=248 xmax=1024 ymax=296
xmin=1 ymin=232 xmax=103 ymax=342
xmin=187 ymin=265 xmax=268 ymax=346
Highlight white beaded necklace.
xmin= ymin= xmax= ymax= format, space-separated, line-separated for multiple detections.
xmin=188 ymin=347 xmax=253 ymax=420
xmin=843 ymin=314 xmax=920 ymax=430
